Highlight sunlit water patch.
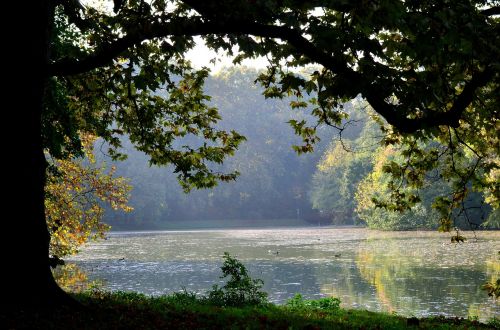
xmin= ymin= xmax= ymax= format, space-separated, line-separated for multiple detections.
xmin=67 ymin=227 xmax=500 ymax=320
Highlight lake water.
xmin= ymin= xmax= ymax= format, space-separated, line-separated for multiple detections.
xmin=67 ymin=227 xmax=500 ymax=320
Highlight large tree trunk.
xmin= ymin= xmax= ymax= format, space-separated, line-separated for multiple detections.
xmin=4 ymin=0 xmax=74 ymax=310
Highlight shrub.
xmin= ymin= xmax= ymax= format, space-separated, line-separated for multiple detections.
xmin=481 ymin=279 xmax=500 ymax=299
xmin=168 ymin=288 xmax=200 ymax=306
xmin=286 ymin=294 xmax=341 ymax=314
xmin=207 ymin=252 xmax=268 ymax=307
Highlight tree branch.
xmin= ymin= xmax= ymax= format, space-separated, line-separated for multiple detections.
xmin=481 ymin=6 xmax=500 ymax=16
xmin=363 ymin=67 xmax=495 ymax=133
xmin=49 ymin=13 xmax=349 ymax=77
xmin=48 ymin=10 xmax=496 ymax=133
xmin=57 ymin=0 xmax=92 ymax=31
xmin=50 ymin=16 xmax=206 ymax=76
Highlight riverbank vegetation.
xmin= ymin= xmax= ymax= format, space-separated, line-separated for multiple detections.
xmin=310 ymin=99 xmax=497 ymax=231
xmin=3 ymin=290 xmax=497 ymax=330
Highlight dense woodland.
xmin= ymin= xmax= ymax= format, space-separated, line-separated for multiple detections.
xmin=310 ymin=100 xmax=497 ymax=230
xmin=97 ymin=69 xmax=497 ymax=231
xmin=102 ymin=68 xmax=333 ymax=228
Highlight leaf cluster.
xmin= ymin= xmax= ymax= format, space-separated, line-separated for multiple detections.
xmin=207 ymin=252 xmax=268 ymax=307
xmin=46 ymin=134 xmax=133 ymax=258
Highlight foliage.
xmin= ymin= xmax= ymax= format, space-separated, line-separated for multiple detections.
xmin=47 ymin=4 xmax=246 ymax=192
xmin=104 ymin=68 xmax=331 ymax=228
xmin=481 ymin=279 xmax=500 ymax=299
xmin=45 ymin=134 xmax=132 ymax=258
xmin=3 ymin=290 xmax=497 ymax=329
xmin=355 ymin=145 xmax=443 ymax=230
xmin=373 ymin=130 xmax=498 ymax=232
xmin=46 ymin=0 xmax=500 ymax=228
xmin=354 ymin=137 xmax=493 ymax=230
xmin=310 ymin=101 xmax=377 ymax=225
xmin=286 ymin=293 xmax=341 ymax=314
xmin=207 ymin=252 xmax=268 ymax=307
xmin=312 ymin=103 xmax=494 ymax=230
xmin=483 ymin=209 xmax=500 ymax=229
xmin=487 ymin=317 xmax=500 ymax=328
xmin=168 ymin=289 xmax=200 ymax=307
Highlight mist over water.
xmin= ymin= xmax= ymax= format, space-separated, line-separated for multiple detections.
xmin=68 ymin=227 xmax=500 ymax=320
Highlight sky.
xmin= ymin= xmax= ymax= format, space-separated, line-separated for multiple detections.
xmin=81 ymin=1 xmax=269 ymax=73
xmin=185 ymin=37 xmax=268 ymax=73
xmin=77 ymin=0 xmax=326 ymax=78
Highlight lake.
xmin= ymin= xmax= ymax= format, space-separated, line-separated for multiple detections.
xmin=67 ymin=227 xmax=500 ymax=320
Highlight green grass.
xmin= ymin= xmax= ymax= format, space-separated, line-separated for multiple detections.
xmin=3 ymin=291 xmax=498 ymax=329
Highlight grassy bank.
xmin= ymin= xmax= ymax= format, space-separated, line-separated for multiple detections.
xmin=3 ymin=291 xmax=498 ymax=329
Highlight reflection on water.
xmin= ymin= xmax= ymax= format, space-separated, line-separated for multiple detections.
xmin=67 ymin=227 xmax=500 ymax=320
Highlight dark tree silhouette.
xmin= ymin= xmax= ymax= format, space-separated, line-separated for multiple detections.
xmin=7 ymin=0 xmax=498 ymax=309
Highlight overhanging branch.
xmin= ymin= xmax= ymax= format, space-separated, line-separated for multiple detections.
xmin=48 ymin=15 xmax=342 ymax=77
xmin=48 ymin=10 xmax=496 ymax=133
xmin=364 ymin=67 xmax=495 ymax=133
xmin=481 ymin=6 xmax=500 ymax=16
xmin=49 ymin=17 xmax=216 ymax=76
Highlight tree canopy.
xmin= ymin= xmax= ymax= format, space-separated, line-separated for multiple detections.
xmin=48 ymin=0 xmax=499 ymax=226
xmin=8 ymin=0 xmax=500 ymax=308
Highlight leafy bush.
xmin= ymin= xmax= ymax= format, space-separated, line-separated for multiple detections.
xmin=487 ymin=317 xmax=500 ymax=328
xmin=207 ymin=252 xmax=268 ymax=307
xmin=481 ymin=279 xmax=500 ymax=299
xmin=168 ymin=288 xmax=200 ymax=306
xmin=286 ymin=293 xmax=341 ymax=314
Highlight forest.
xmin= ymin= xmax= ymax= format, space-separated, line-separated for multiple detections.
xmin=101 ymin=68 xmax=334 ymax=229
xmin=96 ymin=68 xmax=498 ymax=231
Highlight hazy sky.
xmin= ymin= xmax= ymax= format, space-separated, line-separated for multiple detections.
xmin=81 ymin=1 xmax=268 ymax=73
xmin=185 ymin=37 xmax=268 ymax=73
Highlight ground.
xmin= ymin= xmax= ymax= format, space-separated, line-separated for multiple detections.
xmin=2 ymin=291 xmax=498 ymax=329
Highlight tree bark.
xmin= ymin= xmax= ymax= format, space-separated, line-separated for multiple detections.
xmin=3 ymin=0 xmax=74 ymax=310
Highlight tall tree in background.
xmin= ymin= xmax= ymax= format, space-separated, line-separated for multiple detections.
xmin=11 ymin=0 xmax=499 ymax=308
xmin=310 ymin=100 xmax=378 ymax=224
xmin=311 ymin=101 xmax=494 ymax=230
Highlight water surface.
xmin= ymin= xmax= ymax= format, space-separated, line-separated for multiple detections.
xmin=68 ymin=227 xmax=500 ymax=320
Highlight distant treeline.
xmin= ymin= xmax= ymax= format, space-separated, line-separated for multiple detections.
xmin=103 ymin=68 xmax=334 ymax=229
xmin=310 ymin=100 xmax=497 ymax=230
xmin=103 ymin=68 xmax=497 ymax=230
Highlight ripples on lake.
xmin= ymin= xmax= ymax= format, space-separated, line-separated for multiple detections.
xmin=67 ymin=227 xmax=500 ymax=320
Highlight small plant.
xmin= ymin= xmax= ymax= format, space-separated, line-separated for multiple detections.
xmin=169 ymin=287 xmax=200 ymax=306
xmin=468 ymin=315 xmax=479 ymax=322
xmin=286 ymin=293 xmax=307 ymax=309
xmin=207 ymin=252 xmax=268 ymax=307
xmin=487 ymin=317 xmax=500 ymax=328
xmin=286 ymin=293 xmax=341 ymax=314
xmin=312 ymin=296 xmax=342 ymax=311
